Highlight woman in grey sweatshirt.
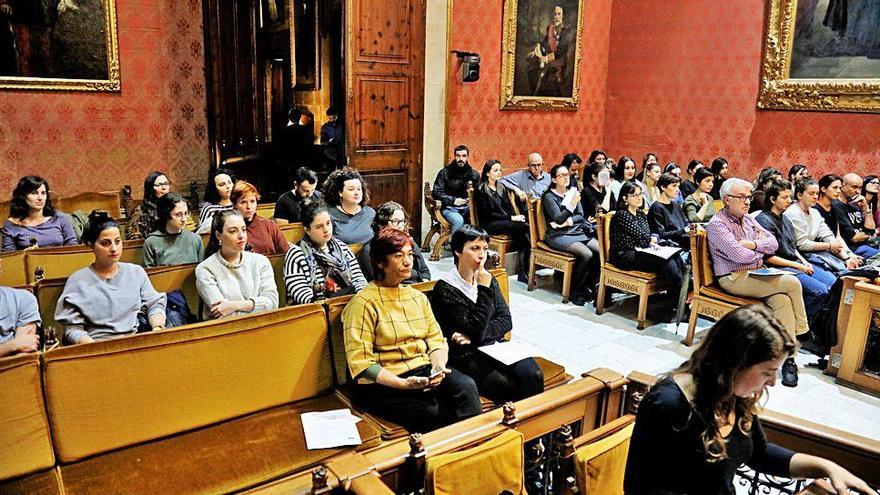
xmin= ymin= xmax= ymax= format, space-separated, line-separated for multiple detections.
xmin=56 ymin=212 xmax=167 ymax=344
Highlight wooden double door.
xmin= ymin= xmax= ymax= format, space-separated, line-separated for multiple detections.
xmin=203 ymin=0 xmax=426 ymax=231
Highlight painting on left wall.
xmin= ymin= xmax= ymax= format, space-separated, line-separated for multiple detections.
xmin=0 ymin=0 xmax=120 ymax=91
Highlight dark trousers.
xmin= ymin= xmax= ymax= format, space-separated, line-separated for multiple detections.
xmin=614 ymin=250 xmax=686 ymax=288
xmin=453 ymin=354 xmax=544 ymax=403
xmin=352 ymin=365 xmax=481 ymax=433
xmin=484 ymin=220 xmax=531 ymax=274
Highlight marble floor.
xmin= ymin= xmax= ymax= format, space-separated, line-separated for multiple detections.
xmin=425 ymin=256 xmax=880 ymax=442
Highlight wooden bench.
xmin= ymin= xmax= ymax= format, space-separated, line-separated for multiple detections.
xmin=0 ymin=353 xmax=61 ymax=494
xmin=525 ymin=197 xmax=576 ymax=303
xmin=595 ymin=212 xmax=669 ymax=330
xmin=35 ymin=305 xmax=380 ymax=495
xmin=466 ymin=182 xmax=522 ymax=269
xmin=25 ymin=240 xmax=145 ymax=283
xmin=324 ymin=269 xmax=571 ymax=441
xmin=0 ymin=190 xmax=122 ymax=227
xmin=244 ymin=367 xmax=627 ymax=494
xmin=0 ymin=249 xmax=29 ymax=288
xmin=198 ymin=222 xmax=304 ymax=246
xmin=685 ymin=227 xmax=760 ymax=346
xmin=422 ymin=182 xmax=453 ymax=261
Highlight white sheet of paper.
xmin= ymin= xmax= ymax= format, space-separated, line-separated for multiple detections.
xmin=635 ymin=245 xmax=681 ymax=260
xmin=748 ymin=267 xmax=788 ymax=277
xmin=301 ymin=409 xmax=362 ymax=450
xmin=479 ymin=340 xmax=541 ymax=366
xmin=562 ymin=188 xmax=578 ymax=211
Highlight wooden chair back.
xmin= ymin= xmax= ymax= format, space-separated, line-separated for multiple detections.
xmin=33 ymin=277 xmax=67 ymax=337
xmin=467 ymin=182 xmax=478 ymax=226
xmin=596 ymin=211 xmax=613 ymax=266
xmin=267 ymin=253 xmax=287 ymax=308
xmin=424 ymin=182 xmax=440 ymax=222
xmin=690 ymin=227 xmax=714 ymax=291
xmin=569 ymin=415 xmax=635 ymax=495
xmin=25 ymin=241 xmax=145 ymax=283
xmin=0 ymin=250 xmax=28 ymax=287
xmin=526 ymin=198 xmax=542 ymax=250
xmin=712 ymin=198 xmax=724 ymax=213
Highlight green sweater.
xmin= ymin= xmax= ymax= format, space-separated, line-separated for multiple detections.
xmin=143 ymin=230 xmax=204 ymax=267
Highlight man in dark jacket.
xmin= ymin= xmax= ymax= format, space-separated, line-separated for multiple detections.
xmin=433 ymin=144 xmax=480 ymax=234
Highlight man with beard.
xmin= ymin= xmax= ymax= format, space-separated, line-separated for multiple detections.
xmin=433 ymin=144 xmax=480 ymax=234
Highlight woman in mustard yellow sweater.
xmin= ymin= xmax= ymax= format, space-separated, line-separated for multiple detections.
xmin=342 ymin=228 xmax=480 ymax=433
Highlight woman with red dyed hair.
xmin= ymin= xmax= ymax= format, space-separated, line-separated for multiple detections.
xmin=232 ymin=181 xmax=289 ymax=254
xmin=342 ymin=227 xmax=481 ymax=433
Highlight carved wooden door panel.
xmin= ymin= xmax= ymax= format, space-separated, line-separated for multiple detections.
xmin=346 ymin=0 xmax=425 ymax=230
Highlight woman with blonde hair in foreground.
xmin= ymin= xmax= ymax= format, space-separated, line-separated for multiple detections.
xmin=624 ymin=305 xmax=873 ymax=495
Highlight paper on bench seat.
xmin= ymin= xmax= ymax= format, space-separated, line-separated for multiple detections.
xmin=635 ymin=245 xmax=681 ymax=260
xmin=301 ymin=409 xmax=362 ymax=450
xmin=479 ymin=341 xmax=542 ymax=366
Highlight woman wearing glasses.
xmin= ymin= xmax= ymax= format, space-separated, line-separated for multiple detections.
xmin=126 ymin=171 xmax=172 ymax=241
xmin=143 ymin=193 xmax=204 ymax=267
xmin=862 ymin=175 xmax=880 ymax=230
xmin=356 ymin=201 xmax=431 ymax=283
xmin=541 ymin=164 xmax=600 ymax=306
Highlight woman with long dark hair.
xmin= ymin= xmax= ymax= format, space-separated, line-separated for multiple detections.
xmin=126 ymin=171 xmax=172 ymax=240
xmin=2 ymin=175 xmax=77 ymax=251
xmin=475 ymin=159 xmax=530 ymax=282
xmin=862 ymin=174 xmax=880 ymax=229
xmin=709 ymin=157 xmax=730 ymax=199
xmin=197 ymin=168 xmax=235 ymax=233
xmin=324 ymin=167 xmax=376 ymax=245
xmin=625 ymin=305 xmax=873 ymax=495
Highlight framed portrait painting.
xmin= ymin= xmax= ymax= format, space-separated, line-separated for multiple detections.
xmin=0 ymin=0 xmax=120 ymax=91
xmin=499 ymin=0 xmax=584 ymax=110
xmin=758 ymin=0 xmax=880 ymax=113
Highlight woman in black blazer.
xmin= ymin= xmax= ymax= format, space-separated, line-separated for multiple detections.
xmin=474 ymin=159 xmax=531 ymax=283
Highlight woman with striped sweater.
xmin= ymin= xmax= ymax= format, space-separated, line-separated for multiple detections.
xmin=283 ymin=202 xmax=367 ymax=305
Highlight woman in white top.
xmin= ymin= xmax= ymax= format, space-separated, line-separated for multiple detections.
xmin=195 ymin=210 xmax=278 ymax=319
xmin=610 ymin=156 xmax=637 ymax=200
xmin=784 ymin=177 xmax=861 ymax=273
xmin=640 ymin=162 xmax=662 ymax=208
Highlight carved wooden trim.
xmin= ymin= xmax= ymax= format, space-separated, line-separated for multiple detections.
xmin=758 ymin=0 xmax=880 ymax=113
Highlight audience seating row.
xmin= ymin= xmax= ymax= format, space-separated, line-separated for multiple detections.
xmin=0 ymin=269 xmax=575 ymax=494
xmin=0 ymin=223 xmax=305 ymax=286
xmin=0 ymin=190 xmax=122 ymax=227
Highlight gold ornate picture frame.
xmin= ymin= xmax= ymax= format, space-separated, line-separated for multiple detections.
xmin=499 ymin=0 xmax=584 ymax=111
xmin=0 ymin=0 xmax=120 ymax=92
xmin=758 ymin=0 xmax=880 ymax=113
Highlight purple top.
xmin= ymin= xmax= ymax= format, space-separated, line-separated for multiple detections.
xmin=706 ymin=208 xmax=777 ymax=277
xmin=1 ymin=214 xmax=78 ymax=252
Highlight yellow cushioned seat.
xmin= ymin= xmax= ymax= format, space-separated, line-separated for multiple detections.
xmin=574 ymin=419 xmax=635 ymax=495
xmin=59 ymin=395 xmax=381 ymax=495
xmin=426 ymin=429 xmax=525 ymax=495
xmin=0 ymin=354 xmax=55 ymax=483
xmin=0 ymin=468 xmax=62 ymax=495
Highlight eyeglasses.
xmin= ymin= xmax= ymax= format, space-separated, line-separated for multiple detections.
xmin=155 ymin=181 xmax=171 ymax=187
xmin=726 ymin=194 xmax=752 ymax=202
xmin=388 ymin=219 xmax=406 ymax=226
xmin=528 ymin=163 xmax=543 ymax=168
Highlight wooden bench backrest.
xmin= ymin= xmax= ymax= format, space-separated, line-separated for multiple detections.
xmin=268 ymin=253 xmax=287 ymax=308
xmin=0 ymin=354 xmax=55 ymax=481
xmin=34 ymin=277 xmax=69 ymax=335
xmin=325 ymin=269 xmax=506 ymax=388
xmin=0 ymin=250 xmax=28 ymax=287
xmin=199 ymin=223 xmax=304 ymax=247
xmin=42 ymin=304 xmax=331 ymax=463
xmin=25 ymin=241 xmax=144 ymax=283
xmin=146 ymin=263 xmax=200 ymax=316
xmin=256 ymin=203 xmax=275 ymax=220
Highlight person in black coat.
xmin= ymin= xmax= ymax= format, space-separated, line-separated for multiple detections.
xmin=648 ymin=173 xmax=690 ymax=250
xmin=581 ymin=161 xmax=615 ymax=219
xmin=432 ymin=144 xmax=480 ymax=234
xmin=475 ymin=159 xmax=530 ymax=283
xmin=430 ymin=226 xmax=543 ymax=403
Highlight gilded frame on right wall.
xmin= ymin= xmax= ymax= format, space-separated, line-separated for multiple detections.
xmin=758 ymin=0 xmax=880 ymax=113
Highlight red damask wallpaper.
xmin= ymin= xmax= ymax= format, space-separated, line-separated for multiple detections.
xmin=0 ymin=0 xmax=209 ymax=199
xmin=603 ymin=0 xmax=880 ymax=179
xmin=446 ymin=0 xmax=612 ymax=173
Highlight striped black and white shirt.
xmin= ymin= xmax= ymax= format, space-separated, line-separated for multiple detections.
xmin=198 ymin=203 xmax=234 ymax=232
xmin=283 ymin=239 xmax=367 ymax=305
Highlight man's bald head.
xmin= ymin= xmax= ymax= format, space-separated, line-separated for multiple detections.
xmin=842 ymin=173 xmax=863 ymax=200
xmin=527 ymin=153 xmax=544 ymax=178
